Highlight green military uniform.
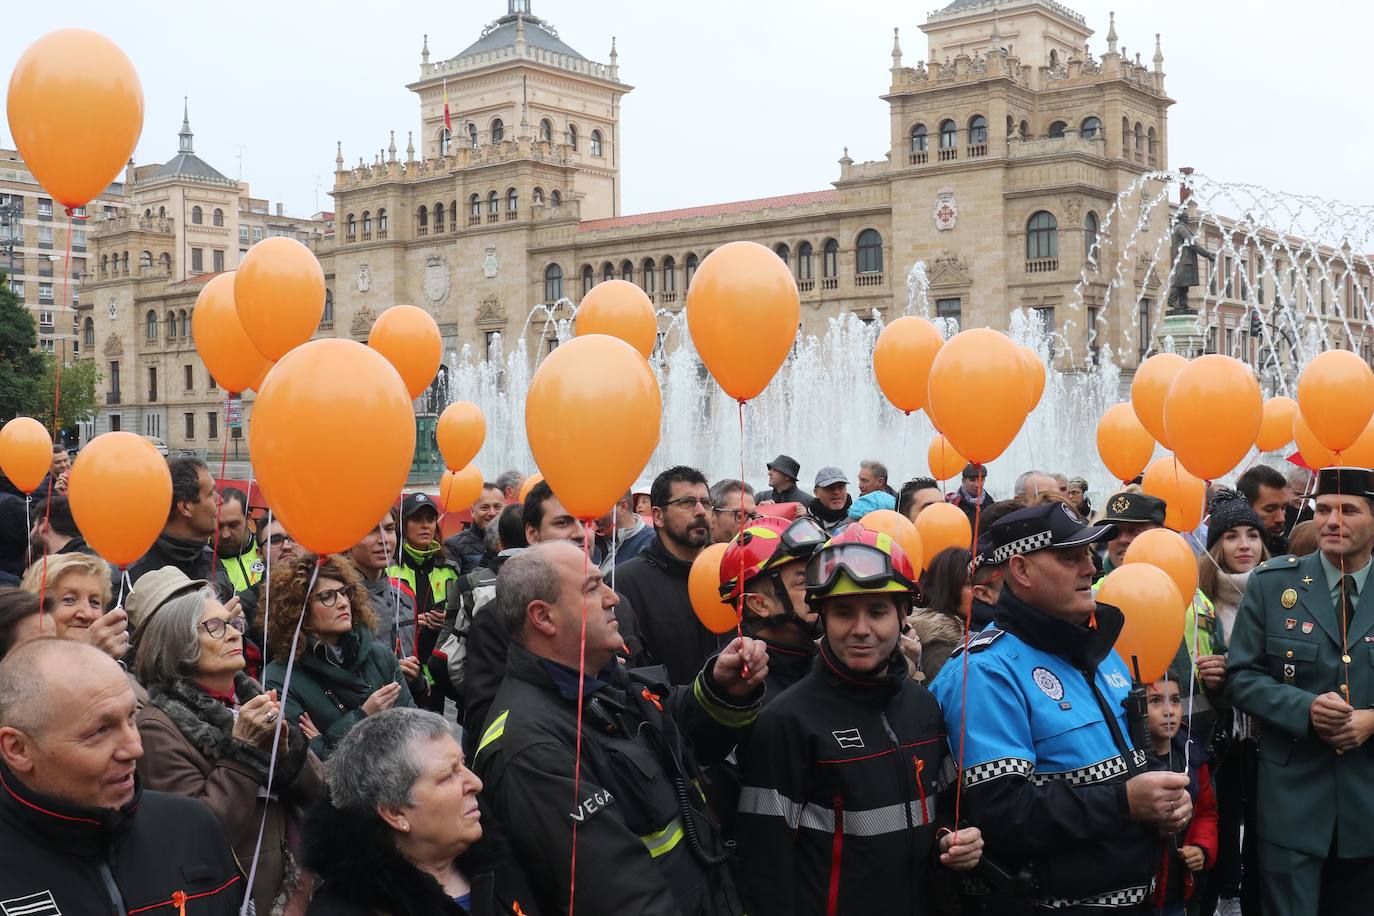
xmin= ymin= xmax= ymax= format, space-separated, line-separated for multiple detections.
xmin=1226 ymin=545 xmax=1374 ymax=916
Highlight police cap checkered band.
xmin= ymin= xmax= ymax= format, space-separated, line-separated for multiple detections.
xmin=979 ymin=501 xmax=1117 ymax=564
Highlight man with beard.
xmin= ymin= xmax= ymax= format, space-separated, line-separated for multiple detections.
xmin=810 ymin=466 xmax=854 ymax=533
xmin=212 ymin=488 xmax=261 ymax=598
xmin=128 ymin=457 xmax=219 ymax=585
xmin=1237 ymin=464 xmax=1293 ymax=556
xmin=615 ymin=466 xmax=724 ymax=684
xmin=443 ymin=482 xmax=504 ymax=573
xmin=28 ymin=495 xmax=96 ymax=558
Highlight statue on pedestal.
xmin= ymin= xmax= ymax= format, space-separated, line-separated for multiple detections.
xmin=1166 ymin=210 xmax=1215 ymax=315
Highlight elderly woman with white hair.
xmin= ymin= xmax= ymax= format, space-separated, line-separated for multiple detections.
xmin=303 ymin=707 xmax=540 ymax=916
xmin=134 ymin=583 xmax=324 ymax=916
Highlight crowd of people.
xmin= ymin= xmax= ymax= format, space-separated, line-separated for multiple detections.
xmin=0 ymin=443 xmax=1366 ymax=915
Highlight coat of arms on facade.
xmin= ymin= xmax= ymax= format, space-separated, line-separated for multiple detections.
xmin=357 ymin=264 xmax=371 ymax=293
xmin=482 ymin=245 xmax=500 ymax=279
xmin=350 ymin=306 xmax=376 ymax=339
xmin=424 ymin=255 xmax=450 ymax=305
xmin=107 ymin=297 xmax=118 ymax=320
xmin=477 ymin=295 xmax=505 ymax=324
xmin=933 ymin=187 xmax=959 ymax=231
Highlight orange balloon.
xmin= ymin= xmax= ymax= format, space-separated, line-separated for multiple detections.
xmin=250 ymin=339 xmax=415 ymax=555
xmin=927 ymin=434 xmax=967 ymax=482
xmin=686 ymin=241 xmax=800 ymax=401
xmin=1096 ymin=403 xmax=1156 ymax=484
xmin=873 ymin=317 xmax=943 ymax=414
xmin=858 ymin=509 xmax=925 ymax=573
xmin=1141 ymin=457 xmax=1205 ymax=533
xmin=926 ymin=328 xmax=1028 ymax=463
xmin=525 ymin=334 xmax=662 ymax=520
xmin=235 ymin=237 xmax=326 ymax=361
xmin=1019 ymin=346 xmax=1047 ymax=412
xmin=1255 ymin=396 xmax=1298 ymax=453
xmin=915 ymin=502 xmax=973 ymax=563
xmin=1293 ymin=412 xmax=1337 ymax=469
xmin=368 ymin=305 xmax=442 ymax=400
xmin=68 ymin=432 xmax=171 ymax=567
xmin=519 ymin=473 xmax=544 ymax=504
xmin=1163 ymin=355 xmax=1262 ymax=481
xmin=191 ymin=272 xmax=272 ymax=395
xmin=247 ymin=360 xmax=273 ymax=394
xmin=437 ymin=402 xmax=486 ymax=472
xmin=1340 ymin=418 xmax=1374 ymax=468
xmin=6 ymin=30 xmax=143 ymax=209
xmin=689 ymin=542 xmax=737 ymax=634
xmin=0 ymin=417 xmax=53 ymax=494
xmin=1131 ymin=353 xmax=1187 ymax=449
xmin=576 ymin=280 xmax=657 ymax=360
xmin=440 ymin=464 xmax=483 ymax=514
xmin=1122 ymin=528 xmax=1198 ymax=610
xmin=1096 ymin=563 xmax=1186 ymax=683
xmin=1296 ymin=349 xmax=1374 ymax=454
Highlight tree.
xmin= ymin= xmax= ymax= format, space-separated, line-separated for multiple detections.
xmin=40 ymin=355 xmax=100 ymax=443
xmin=0 ymin=272 xmax=44 ymax=421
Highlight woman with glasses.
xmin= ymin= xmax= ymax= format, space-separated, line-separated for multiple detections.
xmin=134 ymin=586 xmax=323 ymax=916
xmin=263 ymin=553 xmax=423 ymax=761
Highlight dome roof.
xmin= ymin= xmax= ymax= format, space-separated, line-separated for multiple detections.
xmin=456 ymin=12 xmax=584 ymax=61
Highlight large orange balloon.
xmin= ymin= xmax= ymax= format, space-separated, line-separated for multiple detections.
xmin=251 ymin=339 xmax=415 ymax=555
xmin=926 ymin=328 xmax=1027 ymax=463
xmin=235 ymin=237 xmax=326 ymax=361
xmin=915 ymin=502 xmax=974 ymax=562
xmin=1131 ymin=353 xmax=1187 ymax=448
xmin=1096 ymin=564 xmax=1186 ymax=683
xmin=873 ymin=317 xmax=943 ymax=414
xmin=440 ymin=464 xmax=483 ymax=514
xmin=437 ymin=402 xmax=486 ymax=472
xmin=686 ymin=241 xmax=800 ymax=401
xmin=1255 ymin=396 xmax=1298 ymax=452
xmin=1019 ymin=346 xmax=1047 ymax=412
xmin=191 ymin=273 xmax=272 ymax=395
xmin=1293 ymin=412 xmax=1337 ymax=469
xmin=576 ymin=280 xmax=657 ymax=360
xmin=1340 ymin=418 xmax=1374 ymax=468
xmin=1297 ymin=349 xmax=1374 ymax=454
xmin=525 ymin=334 xmax=662 ymax=520
xmin=1163 ymin=355 xmax=1262 ymax=481
xmin=689 ymin=542 xmax=737 ymax=634
xmin=368 ymin=305 xmax=442 ymax=400
xmin=0 ymin=417 xmax=52 ymax=494
xmin=1122 ymin=528 xmax=1198 ymax=610
xmin=68 ymin=432 xmax=170 ymax=567
xmin=6 ymin=31 xmax=143 ymax=210
xmin=519 ymin=473 xmax=544 ymax=504
xmin=1141 ymin=457 xmax=1205 ymax=533
xmin=1096 ymin=403 xmax=1156 ymax=484
xmin=858 ymin=509 xmax=925 ymax=573
xmin=927 ymin=434 xmax=967 ymax=482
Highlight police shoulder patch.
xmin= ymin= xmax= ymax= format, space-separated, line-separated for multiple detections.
xmin=250 ymin=561 xmax=265 ymax=575
xmin=950 ymin=627 xmax=1005 ymax=659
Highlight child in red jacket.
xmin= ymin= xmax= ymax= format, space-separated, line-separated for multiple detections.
xmin=1146 ymin=673 xmax=1218 ymax=915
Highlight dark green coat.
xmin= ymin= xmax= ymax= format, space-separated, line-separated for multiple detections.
xmin=264 ymin=626 xmax=416 ymax=759
xmin=1225 ymin=551 xmax=1374 ymax=858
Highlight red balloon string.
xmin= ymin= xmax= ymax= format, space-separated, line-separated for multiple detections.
xmin=953 ymin=474 xmax=984 ymax=832
xmin=568 ymin=524 xmax=593 ymax=915
xmin=208 ymin=406 xmax=234 ymax=569
xmin=734 ymin=400 xmax=748 ymax=676
xmin=1336 ymin=464 xmax=1352 ymax=697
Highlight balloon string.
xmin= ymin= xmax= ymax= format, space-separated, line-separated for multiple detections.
xmin=954 ymin=474 xmax=984 ymax=831
xmin=735 ymin=400 xmax=748 ymax=678
xmin=1337 ymin=463 xmax=1351 ymax=698
xmin=113 ymin=567 xmax=130 ymax=611
xmin=208 ymin=407 xmax=234 ymax=569
xmin=569 ymin=525 xmax=592 ymax=916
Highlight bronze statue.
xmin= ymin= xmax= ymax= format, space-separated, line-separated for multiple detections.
xmin=1166 ymin=209 xmax=1215 ymax=315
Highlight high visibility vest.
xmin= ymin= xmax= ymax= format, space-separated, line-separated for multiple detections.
xmin=220 ymin=543 xmax=264 ymax=594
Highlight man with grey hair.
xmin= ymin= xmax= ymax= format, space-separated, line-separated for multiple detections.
xmin=857 ymin=459 xmax=896 ymax=498
xmin=495 ymin=469 xmax=526 ymax=505
xmin=474 ymin=541 xmax=766 ymax=915
xmin=708 ymin=478 xmax=756 ymax=545
xmin=1014 ymin=469 xmax=1061 ymax=506
xmin=0 ymin=639 xmax=242 ymax=912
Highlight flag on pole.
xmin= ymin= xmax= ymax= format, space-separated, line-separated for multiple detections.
xmin=443 ymin=78 xmax=452 ymax=132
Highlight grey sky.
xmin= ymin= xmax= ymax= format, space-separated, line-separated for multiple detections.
xmin=2 ymin=1 xmax=1366 ymax=219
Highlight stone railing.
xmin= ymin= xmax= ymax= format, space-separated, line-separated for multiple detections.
xmin=1026 ymin=257 xmax=1059 ymax=274
xmin=424 ymin=41 xmax=617 ymax=82
xmin=94 ymin=214 xmax=175 ymax=236
xmin=1007 ymin=133 xmax=1108 ymax=160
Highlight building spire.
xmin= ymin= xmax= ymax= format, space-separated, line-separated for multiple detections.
xmin=178 ymin=97 xmax=194 ymax=154
xmin=1153 ymin=33 xmax=1164 ymax=70
xmin=421 ymin=33 xmax=429 ymax=66
xmin=1106 ymin=11 xmax=1118 ymax=55
xmin=990 ymin=9 xmax=1002 ymax=44
xmin=406 ymin=131 xmax=415 ymax=162
xmin=509 ymin=0 xmax=530 ymax=14
xmin=388 ymin=130 xmax=397 ymax=161
xmin=891 ymin=27 xmax=903 ymax=69
xmin=335 ymin=140 xmax=344 ymax=171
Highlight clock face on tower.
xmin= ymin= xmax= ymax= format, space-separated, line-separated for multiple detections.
xmin=108 ymin=298 xmax=118 ymax=320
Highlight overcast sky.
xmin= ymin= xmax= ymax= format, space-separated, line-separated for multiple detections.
xmin=2 ymin=0 xmax=1368 ymax=220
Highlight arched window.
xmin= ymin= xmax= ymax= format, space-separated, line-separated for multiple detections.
xmin=487 ymin=192 xmax=499 ymax=216
xmin=544 ymin=263 xmax=563 ymax=302
xmin=159 ymin=252 xmax=171 ymax=271
xmin=346 ymin=213 xmax=357 ymax=239
xmin=416 ymin=205 xmax=428 ymax=235
xmin=146 ymin=310 xmax=158 ymax=340
xmin=468 ymin=122 xmax=478 ymax=148
xmin=1026 ymin=211 xmax=1058 ymax=260
xmin=590 ymin=130 xmax=604 ymax=157
xmin=140 ymin=251 xmax=152 ymax=269
xmin=378 ymin=208 xmax=388 ymax=233
xmin=490 ymin=118 xmax=504 ymax=143
xmin=685 ymin=253 xmax=699 ymax=288
xmin=550 ymin=190 xmax=562 ymax=208
xmin=663 ymin=256 xmax=677 ymax=292
xmin=774 ymin=243 xmax=791 ymax=267
xmin=968 ymin=115 xmax=988 ymax=146
xmin=144 ymin=208 xmax=151 ymax=218
xmin=1147 ymin=126 xmax=1158 ymax=162
xmin=642 ymin=258 xmax=656 ymax=293
xmin=83 ymin=317 xmax=94 ymax=349
xmin=158 ymin=205 xmax=166 ymax=218
xmin=1134 ymin=122 xmax=1144 ymax=152
xmin=856 ymin=229 xmax=883 ymax=274
xmin=212 ymin=208 xmax=224 ymax=227
xmin=798 ymin=241 xmax=814 ymax=280
xmin=469 ymin=195 xmax=481 ymax=218
xmin=322 ymin=290 xmax=334 ymax=325
xmin=823 ymin=238 xmax=839 ymax=277
xmin=938 ymin=120 xmax=957 ymax=148
xmin=568 ymin=123 xmax=578 ymax=150
xmin=438 ymin=127 xmax=452 ymax=155
xmin=539 ymin=119 xmax=553 ymax=143
xmin=1048 ymin=120 xmax=1067 ymax=139
xmin=533 ymin=187 xmax=545 ymax=206
xmin=191 ymin=206 xmax=203 ymax=225
xmin=1049 ymin=49 xmax=1060 ymax=68
xmin=122 ymin=252 xmax=129 ymax=273
xmin=101 ymin=255 xmax=108 ymax=275
xmin=361 ymin=211 xmax=372 ymax=237
xmin=1006 ymin=115 xmax=1015 ymax=138
xmin=179 ymin=310 xmax=188 ymax=338
xmin=581 ymin=264 xmax=595 ymax=294
xmin=1019 ymin=120 xmax=1029 ymax=140
xmin=507 ymin=188 xmax=518 ymax=214
xmin=1084 ymin=211 xmax=1100 ymax=261
xmin=1080 ymin=116 xmax=1102 ymax=139
xmin=164 ymin=311 xmax=175 ymax=339
xmin=1122 ymin=117 xmax=1131 ymax=155
xmin=434 ymin=202 xmax=445 ymax=232
xmin=620 ymin=259 xmax=633 ymax=282
xmin=602 ymin=261 xmax=615 ymax=283
xmin=910 ymin=123 xmax=928 ymax=153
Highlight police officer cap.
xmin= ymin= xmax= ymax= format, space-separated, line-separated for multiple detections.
xmin=401 ymin=491 xmax=439 ymax=519
xmin=978 ymin=502 xmax=1118 ymax=566
xmin=1314 ymin=466 xmax=1374 ymax=500
xmin=1098 ymin=491 xmax=1167 ymax=526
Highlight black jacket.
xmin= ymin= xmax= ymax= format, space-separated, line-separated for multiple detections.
xmin=128 ymin=532 xmax=214 ymax=584
xmin=736 ymin=641 xmax=959 ymax=916
xmin=0 ymin=492 xmax=29 ymax=577
xmin=811 ymin=496 xmax=854 ymax=533
xmin=303 ymin=798 xmax=540 ymax=916
xmin=614 ymin=536 xmax=728 ymax=685
xmin=756 ymin=483 xmax=815 ymax=511
xmin=444 ymin=524 xmax=496 ymax=574
xmin=472 ymin=642 xmax=758 ymax=916
xmin=0 ymin=764 xmax=243 ymax=915
xmin=758 ymin=636 xmax=816 ymax=706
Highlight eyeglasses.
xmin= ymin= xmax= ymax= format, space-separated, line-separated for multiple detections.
xmin=712 ymin=506 xmax=759 ymax=523
xmin=314 ymin=586 xmax=349 ymax=608
xmin=665 ymin=496 xmax=715 ymax=511
xmin=805 ymin=543 xmax=913 ymax=593
xmin=198 ymin=615 xmax=247 ymax=639
xmin=265 ymin=533 xmax=294 ymax=548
